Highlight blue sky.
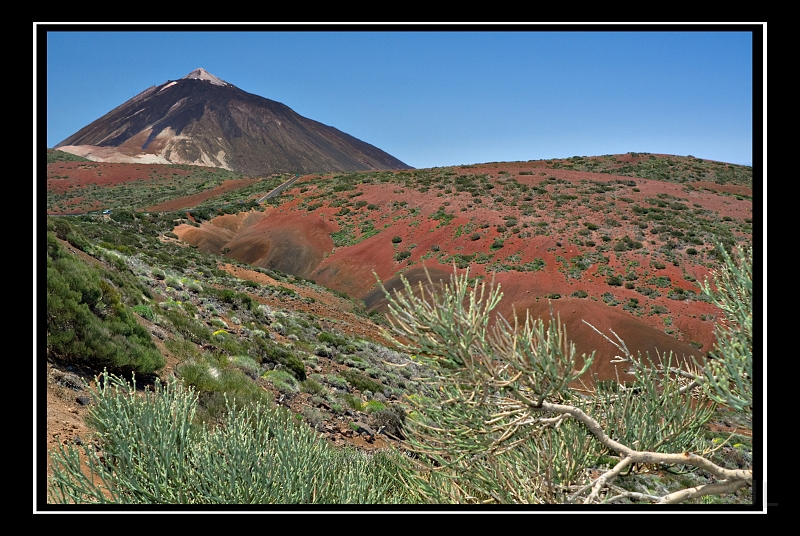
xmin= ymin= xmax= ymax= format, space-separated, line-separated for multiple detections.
xmin=41 ymin=25 xmax=760 ymax=169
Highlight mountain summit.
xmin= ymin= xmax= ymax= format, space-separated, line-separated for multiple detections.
xmin=55 ymin=69 xmax=411 ymax=175
xmin=181 ymin=68 xmax=230 ymax=86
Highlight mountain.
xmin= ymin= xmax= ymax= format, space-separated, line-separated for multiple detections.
xmin=55 ymin=68 xmax=411 ymax=175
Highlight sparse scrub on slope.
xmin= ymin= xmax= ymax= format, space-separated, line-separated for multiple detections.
xmin=48 ymin=372 xmax=415 ymax=504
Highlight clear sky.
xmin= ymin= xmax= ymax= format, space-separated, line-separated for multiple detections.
xmin=41 ymin=24 xmax=760 ymax=169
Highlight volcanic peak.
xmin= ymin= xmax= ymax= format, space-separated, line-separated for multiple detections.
xmin=181 ymin=68 xmax=229 ymax=87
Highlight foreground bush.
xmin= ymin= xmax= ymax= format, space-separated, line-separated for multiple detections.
xmin=48 ymin=372 xmax=414 ymax=504
xmin=379 ymin=242 xmax=753 ymax=504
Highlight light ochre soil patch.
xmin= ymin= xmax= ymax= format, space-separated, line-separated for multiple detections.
xmin=55 ymin=144 xmax=172 ymax=165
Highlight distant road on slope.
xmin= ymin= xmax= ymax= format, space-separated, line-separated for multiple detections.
xmin=257 ymin=175 xmax=300 ymax=203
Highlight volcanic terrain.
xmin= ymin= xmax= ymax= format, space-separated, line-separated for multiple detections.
xmin=43 ymin=149 xmax=756 ymax=504
xmin=47 ymin=151 xmax=753 ymax=383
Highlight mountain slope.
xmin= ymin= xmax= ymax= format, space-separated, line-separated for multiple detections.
xmin=55 ymin=68 xmax=411 ymax=175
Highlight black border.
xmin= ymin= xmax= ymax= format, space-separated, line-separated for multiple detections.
xmin=36 ymin=22 xmax=766 ymax=514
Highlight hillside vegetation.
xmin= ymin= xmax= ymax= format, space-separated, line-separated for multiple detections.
xmin=43 ymin=150 xmax=755 ymax=506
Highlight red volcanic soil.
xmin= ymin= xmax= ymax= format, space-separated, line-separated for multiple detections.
xmin=174 ymin=208 xmax=335 ymax=278
xmin=46 ymin=162 xmax=192 ymax=194
xmin=168 ymin=159 xmax=752 ymax=382
xmin=361 ymin=265 xmax=705 ymax=385
xmin=496 ymin=294 xmax=705 ymax=385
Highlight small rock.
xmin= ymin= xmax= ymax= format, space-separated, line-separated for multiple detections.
xmin=351 ymin=421 xmax=376 ymax=437
xmin=52 ymin=370 xmax=86 ymax=391
xmin=76 ymin=396 xmax=91 ymax=406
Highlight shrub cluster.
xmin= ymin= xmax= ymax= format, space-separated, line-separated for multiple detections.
xmin=48 ymin=373 xmax=412 ymax=504
xmin=47 ymin=232 xmax=165 ymax=375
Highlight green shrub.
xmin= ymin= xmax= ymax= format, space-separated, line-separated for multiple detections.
xmin=231 ymin=355 xmax=260 ymax=379
xmin=341 ymin=368 xmax=384 ymax=394
xmin=315 ymin=344 xmax=333 ymax=357
xmin=392 ymin=236 xmax=403 ymax=244
xmin=178 ymin=360 xmax=219 ymax=394
xmin=48 ymin=372 xmax=412 ymax=504
xmin=341 ymin=393 xmax=364 ymax=411
xmin=132 ymin=304 xmax=156 ymax=321
xmin=281 ymin=353 xmax=307 ymax=381
xmin=159 ymin=307 xmax=212 ymax=344
xmin=369 ymin=406 xmax=407 ymax=439
xmin=318 ymin=331 xmax=347 ymax=348
xmin=300 ymin=377 xmax=326 ymax=396
xmin=263 ymin=369 xmax=300 ymax=394
xmin=647 ymin=275 xmax=672 ymax=288
xmin=325 ymin=374 xmax=348 ymax=390
xmin=364 ymin=400 xmax=387 ymax=413
xmin=46 ymin=233 xmax=165 ymax=375
xmin=48 ymin=218 xmax=91 ymax=251
xmin=164 ymin=337 xmax=199 ymax=361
